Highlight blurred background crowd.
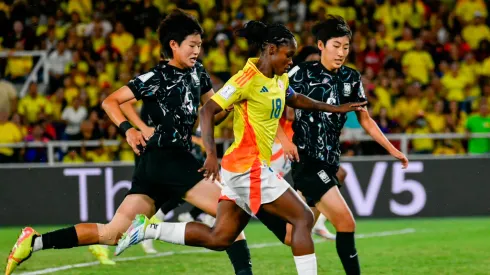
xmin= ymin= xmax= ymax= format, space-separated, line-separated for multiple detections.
xmin=0 ymin=0 xmax=489 ymax=163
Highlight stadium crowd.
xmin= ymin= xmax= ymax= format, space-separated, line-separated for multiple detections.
xmin=0 ymin=0 xmax=489 ymax=163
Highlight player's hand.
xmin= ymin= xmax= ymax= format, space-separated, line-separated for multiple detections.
xmin=225 ymin=105 xmax=234 ymax=112
xmin=141 ymin=126 xmax=155 ymax=140
xmin=199 ymin=154 xmax=221 ymax=182
xmin=282 ymin=140 xmax=300 ymax=162
xmin=126 ymin=128 xmax=146 ymax=155
xmin=393 ymin=151 xmax=409 ymax=169
xmin=336 ymin=101 xmax=368 ymax=113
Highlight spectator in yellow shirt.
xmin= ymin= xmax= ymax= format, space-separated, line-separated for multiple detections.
xmin=455 ymin=0 xmax=488 ymax=24
xmin=0 ymin=111 xmax=22 ymax=163
xmin=18 ymin=82 xmax=53 ymax=124
xmin=425 ymin=100 xmax=446 ymax=133
xmin=441 ymin=62 xmax=470 ymax=102
xmin=110 ymin=21 xmax=134 ymax=55
xmin=393 ymin=83 xmax=426 ymax=128
xmin=402 ymin=39 xmax=435 ymax=85
xmin=62 ymin=148 xmax=85 ymax=163
xmin=462 ymin=13 xmax=490 ymax=50
xmin=406 ymin=113 xmax=434 ymax=154
xmin=205 ymin=33 xmax=231 ymax=82
xmin=84 ymin=146 xmax=111 ymax=163
xmin=6 ymin=41 xmax=33 ymax=83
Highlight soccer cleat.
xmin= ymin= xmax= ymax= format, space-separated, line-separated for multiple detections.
xmin=115 ymin=214 xmax=150 ymax=256
xmin=88 ymin=245 xmax=116 ymax=265
xmin=5 ymin=227 xmax=39 ymax=275
xmin=177 ymin=212 xmax=194 ymax=222
xmin=312 ymin=227 xmax=336 ymax=241
xmin=140 ymin=240 xmax=157 ymax=254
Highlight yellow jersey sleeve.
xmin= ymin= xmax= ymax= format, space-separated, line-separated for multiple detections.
xmin=211 ymin=70 xmax=253 ymax=110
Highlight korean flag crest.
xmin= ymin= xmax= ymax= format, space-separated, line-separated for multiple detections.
xmin=343 ymin=83 xmax=351 ymax=96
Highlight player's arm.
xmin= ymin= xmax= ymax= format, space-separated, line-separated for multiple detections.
xmin=355 ymin=103 xmax=409 ymax=169
xmin=120 ymin=98 xmax=154 ymax=139
xmin=102 ymin=86 xmax=146 ymax=155
xmin=276 ymin=123 xmax=299 ymax=162
xmin=199 ymin=98 xmax=223 ymax=181
xmin=285 ymin=87 xmax=367 ymax=113
xmin=200 ymin=79 xmax=244 ymax=181
xmin=200 ymin=89 xmax=233 ymax=125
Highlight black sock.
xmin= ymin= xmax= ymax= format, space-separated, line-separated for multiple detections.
xmin=336 ymin=232 xmax=360 ymax=275
xmin=41 ymin=226 xmax=79 ymax=249
xmin=225 ymin=240 xmax=253 ymax=275
xmin=189 ymin=206 xmax=204 ymax=220
xmin=160 ymin=199 xmax=184 ymax=215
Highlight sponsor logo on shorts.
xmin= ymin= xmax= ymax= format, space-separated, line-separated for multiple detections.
xmin=317 ymin=170 xmax=331 ymax=184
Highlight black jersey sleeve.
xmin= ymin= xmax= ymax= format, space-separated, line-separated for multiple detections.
xmin=287 ymin=63 xmax=308 ymax=95
xmin=351 ymin=71 xmax=367 ymax=103
xmin=126 ymin=70 xmax=160 ymax=100
xmin=199 ymin=68 xmax=213 ymax=96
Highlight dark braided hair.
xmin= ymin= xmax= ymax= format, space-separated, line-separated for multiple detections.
xmin=236 ymin=21 xmax=295 ymax=56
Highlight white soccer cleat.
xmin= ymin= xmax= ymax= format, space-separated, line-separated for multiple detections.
xmin=312 ymin=226 xmax=336 ymax=241
xmin=115 ymin=214 xmax=149 ymax=256
xmin=140 ymin=240 xmax=157 ymax=254
xmin=177 ymin=212 xmax=194 ymax=222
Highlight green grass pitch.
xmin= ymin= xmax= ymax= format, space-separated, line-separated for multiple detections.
xmin=2 ymin=218 xmax=489 ymax=274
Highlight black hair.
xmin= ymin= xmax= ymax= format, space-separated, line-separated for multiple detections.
xmin=312 ymin=15 xmax=352 ymax=44
xmin=236 ymin=20 xmax=295 ymax=55
xmin=293 ymin=45 xmax=320 ymax=65
xmin=158 ymin=9 xmax=203 ymax=58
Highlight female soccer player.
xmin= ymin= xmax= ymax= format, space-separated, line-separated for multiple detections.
xmin=115 ymin=21 xmax=366 ymax=275
xmin=286 ymin=15 xmax=409 ymax=274
xmin=5 ymin=10 xmax=254 ymax=275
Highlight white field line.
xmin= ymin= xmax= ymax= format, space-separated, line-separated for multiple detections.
xmin=16 ymin=228 xmax=416 ymax=275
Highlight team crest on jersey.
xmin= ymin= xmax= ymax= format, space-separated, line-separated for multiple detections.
xmin=278 ymin=79 xmax=284 ymax=90
xmin=343 ymin=83 xmax=351 ymax=96
xmin=317 ymin=170 xmax=331 ymax=184
xmin=322 ymin=78 xmax=329 ymax=84
xmin=191 ymin=71 xmax=200 ymax=85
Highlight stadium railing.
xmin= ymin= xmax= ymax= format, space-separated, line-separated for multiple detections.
xmin=1 ymin=132 xmax=489 ymax=165
xmin=0 ymin=50 xmax=49 ymax=97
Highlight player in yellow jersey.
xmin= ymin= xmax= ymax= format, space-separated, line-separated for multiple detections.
xmin=114 ymin=21 xmax=365 ymax=275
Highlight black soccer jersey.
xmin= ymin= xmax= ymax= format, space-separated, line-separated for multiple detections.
xmin=127 ymin=61 xmax=213 ymax=151
xmin=288 ymin=61 xmax=367 ymax=167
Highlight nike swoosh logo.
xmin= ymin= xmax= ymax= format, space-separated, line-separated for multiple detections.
xmin=167 ymin=83 xmax=178 ymax=90
xmin=309 ymin=82 xmax=322 ymax=86
xmin=350 ymin=253 xmax=358 ymax=258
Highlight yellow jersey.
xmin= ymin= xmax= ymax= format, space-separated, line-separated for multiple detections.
xmin=211 ymin=58 xmax=293 ymax=173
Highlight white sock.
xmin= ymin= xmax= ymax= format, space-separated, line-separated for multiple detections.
xmin=154 ymin=208 xmax=166 ymax=221
xmin=293 ymin=253 xmax=317 ymax=275
xmin=33 ymin=236 xmax=43 ymax=252
xmin=314 ymin=214 xmax=327 ymax=229
xmin=145 ymin=222 xmax=187 ymax=245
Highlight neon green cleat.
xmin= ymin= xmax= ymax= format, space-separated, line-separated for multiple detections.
xmin=5 ymin=227 xmax=39 ymax=275
xmin=88 ymin=245 xmax=116 ymax=265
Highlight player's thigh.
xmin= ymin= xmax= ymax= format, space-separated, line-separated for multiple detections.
xmin=260 ymin=187 xmax=314 ymax=226
xmin=115 ymin=194 xmax=156 ymax=221
xmin=336 ymin=165 xmax=347 ymax=184
xmin=315 ymin=186 xmax=355 ymax=231
xmin=184 ymin=178 xmax=221 ymax=217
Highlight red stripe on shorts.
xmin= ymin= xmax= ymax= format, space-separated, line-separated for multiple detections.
xmin=249 ymin=158 xmax=262 ymax=214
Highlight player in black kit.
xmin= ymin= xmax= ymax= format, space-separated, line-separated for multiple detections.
xmin=5 ymin=10 xmax=253 ymax=275
xmin=287 ymin=16 xmax=409 ymax=274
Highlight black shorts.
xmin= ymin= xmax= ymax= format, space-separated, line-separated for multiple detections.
xmin=127 ymin=147 xmax=204 ymax=208
xmin=291 ymin=154 xmax=340 ymax=207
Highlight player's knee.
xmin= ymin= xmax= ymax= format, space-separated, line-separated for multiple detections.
xmin=209 ymin=234 xmax=235 ymax=251
xmin=97 ymin=223 xmax=124 ymax=245
xmin=334 ymin=216 xmax=356 ymax=232
xmin=291 ymin=207 xmax=315 ymax=231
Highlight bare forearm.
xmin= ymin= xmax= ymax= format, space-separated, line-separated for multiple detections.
xmin=276 ymin=123 xmax=290 ymax=145
xmin=362 ymin=118 xmax=398 ymax=154
xmin=120 ymin=100 xmax=147 ymax=130
xmin=287 ymin=93 xmax=339 ymax=113
xmin=214 ymin=110 xmax=231 ymax=125
xmin=199 ymin=107 xmax=218 ymax=156
xmin=102 ymin=98 xmax=129 ymax=126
